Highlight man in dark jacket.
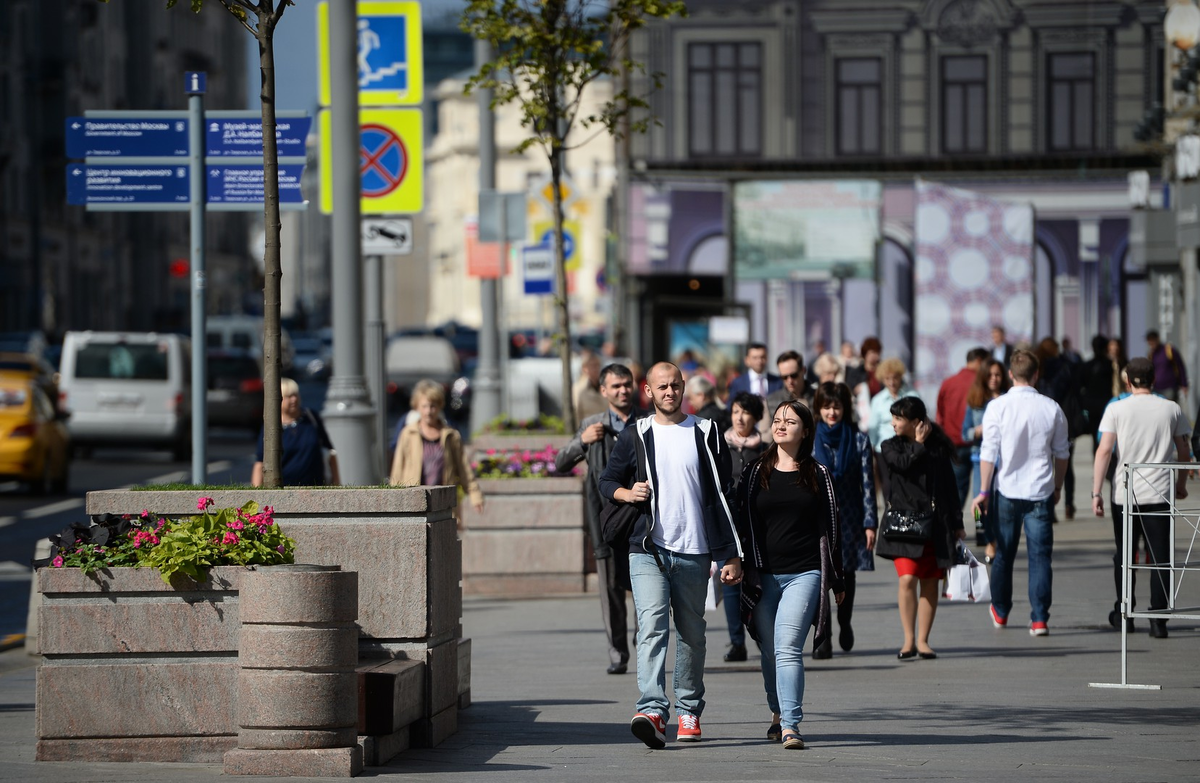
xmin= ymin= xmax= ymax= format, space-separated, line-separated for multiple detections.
xmin=555 ymin=363 xmax=643 ymax=675
xmin=599 ymin=362 xmax=743 ymax=749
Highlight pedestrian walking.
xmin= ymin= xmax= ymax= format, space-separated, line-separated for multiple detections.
xmin=686 ymin=374 xmax=730 ymax=433
xmin=761 ymin=350 xmax=809 ymax=443
xmin=990 ymin=325 xmax=1014 ymax=366
xmin=252 ymin=378 xmax=340 ymax=487
xmin=936 ymin=347 xmax=990 ymax=505
xmin=599 ymin=362 xmax=743 ymax=749
xmin=1036 ymin=337 xmax=1084 ymax=519
xmin=1146 ymin=330 xmax=1188 ymax=403
xmin=811 ymin=381 xmax=876 ymax=657
xmin=728 ymin=343 xmax=782 ymax=400
xmin=970 ymin=350 xmax=1070 ymax=636
xmin=1082 ymin=335 xmax=1122 ymax=452
xmin=735 ymin=399 xmax=844 ymax=750
xmin=555 ymin=363 xmax=644 ymax=673
xmin=720 ymin=391 xmax=766 ymax=663
xmin=876 ymin=397 xmax=964 ymax=659
xmin=388 ymin=379 xmax=482 ymax=511
xmin=866 ymin=358 xmax=920 ymax=453
xmin=962 ymin=358 xmax=1010 ymax=558
xmin=1091 ymin=357 xmax=1191 ymax=638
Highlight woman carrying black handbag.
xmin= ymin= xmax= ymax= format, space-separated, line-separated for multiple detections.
xmin=876 ymin=396 xmax=964 ymax=660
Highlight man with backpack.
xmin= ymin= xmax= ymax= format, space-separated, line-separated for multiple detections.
xmin=599 ymin=362 xmax=743 ymax=748
xmin=555 ymin=363 xmax=644 ymax=675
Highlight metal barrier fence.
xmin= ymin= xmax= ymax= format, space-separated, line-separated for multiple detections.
xmin=1090 ymin=462 xmax=1200 ymax=690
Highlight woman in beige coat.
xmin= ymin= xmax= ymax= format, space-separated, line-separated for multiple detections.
xmin=389 ymin=379 xmax=484 ymax=511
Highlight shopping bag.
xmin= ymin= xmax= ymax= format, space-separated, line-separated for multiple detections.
xmin=704 ymin=561 xmax=723 ymax=612
xmin=969 ymin=553 xmax=992 ymax=603
xmin=943 ymin=545 xmax=990 ymax=602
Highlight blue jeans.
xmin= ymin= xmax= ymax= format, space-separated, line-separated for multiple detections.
xmin=752 ymin=570 xmax=821 ymax=731
xmin=991 ymin=493 xmax=1054 ymax=624
xmin=723 ymin=584 xmax=744 ymax=646
xmin=629 ymin=550 xmax=712 ymax=718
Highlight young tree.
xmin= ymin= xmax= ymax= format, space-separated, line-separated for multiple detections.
xmin=461 ymin=0 xmax=684 ymax=433
xmin=104 ymin=0 xmax=292 ymax=486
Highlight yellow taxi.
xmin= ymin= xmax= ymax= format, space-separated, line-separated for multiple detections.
xmin=0 ymin=378 xmax=70 ymax=494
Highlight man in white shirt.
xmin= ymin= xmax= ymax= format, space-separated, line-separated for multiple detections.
xmin=599 ymin=362 xmax=743 ymax=748
xmin=1091 ymin=357 xmax=1191 ymax=639
xmin=971 ymin=350 xmax=1070 ymax=636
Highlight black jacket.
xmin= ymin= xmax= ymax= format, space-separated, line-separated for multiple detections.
xmin=598 ymin=415 xmax=741 ymax=562
xmin=554 ymin=408 xmax=645 ymax=559
xmin=875 ymin=437 xmax=964 ymax=568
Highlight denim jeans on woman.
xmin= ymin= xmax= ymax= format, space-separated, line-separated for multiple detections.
xmin=629 ymin=549 xmax=712 ymax=719
xmin=752 ymin=570 xmax=821 ymax=731
xmin=991 ymin=493 xmax=1054 ymax=623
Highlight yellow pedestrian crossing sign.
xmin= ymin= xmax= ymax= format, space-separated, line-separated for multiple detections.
xmin=318 ymin=2 xmax=424 ymax=107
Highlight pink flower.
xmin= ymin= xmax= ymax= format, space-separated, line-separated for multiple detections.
xmin=141 ymin=509 xmax=151 ymax=519
xmin=276 ymin=544 xmax=286 ymax=553
xmin=227 ymin=519 xmax=244 ymax=531
xmin=486 ymin=449 xmax=497 ymax=456
xmin=262 ymin=506 xmax=275 ymax=518
xmin=51 ymin=555 xmax=64 ymax=568
xmin=222 ymin=532 xmax=239 ymax=545
xmin=197 ymin=497 xmax=214 ymax=511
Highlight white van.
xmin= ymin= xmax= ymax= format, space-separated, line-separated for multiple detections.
xmin=206 ymin=315 xmax=294 ymax=374
xmin=58 ymin=331 xmax=191 ymax=459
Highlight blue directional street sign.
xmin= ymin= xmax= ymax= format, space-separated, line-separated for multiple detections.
xmin=523 ymin=242 xmax=555 ymax=295
xmin=185 ymin=71 xmax=207 ymax=95
xmin=206 ymin=164 xmax=305 ymax=204
xmin=205 ymin=116 xmax=312 ymax=158
xmin=66 ymin=116 xmax=189 ymax=158
xmin=66 ymin=164 xmax=190 ymax=205
xmin=540 ymin=228 xmax=575 ymax=262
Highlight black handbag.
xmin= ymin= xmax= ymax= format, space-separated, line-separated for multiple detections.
xmin=880 ymin=507 xmax=935 ymax=543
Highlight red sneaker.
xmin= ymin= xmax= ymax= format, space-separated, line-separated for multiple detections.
xmin=1030 ymin=621 xmax=1049 ymax=637
xmin=677 ymin=713 xmax=702 ymax=743
xmin=631 ymin=712 xmax=666 ymax=749
xmin=989 ymin=605 xmax=1007 ymax=628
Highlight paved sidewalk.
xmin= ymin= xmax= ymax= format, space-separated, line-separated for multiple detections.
xmin=1 ymin=506 xmax=1197 ymax=782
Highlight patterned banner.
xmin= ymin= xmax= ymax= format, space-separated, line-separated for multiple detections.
xmin=913 ymin=180 xmax=1034 ymax=405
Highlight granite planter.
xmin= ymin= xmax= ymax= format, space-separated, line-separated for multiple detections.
xmin=468 ymin=432 xmax=573 ymax=455
xmin=35 ymin=487 xmax=468 ymax=765
xmin=459 ymin=476 xmax=586 ymax=595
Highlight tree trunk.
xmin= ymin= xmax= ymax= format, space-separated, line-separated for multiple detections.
xmin=257 ymin=18 xmax=283 ymax=487
xmin=550 ymin=148 xmax=575 ymax=434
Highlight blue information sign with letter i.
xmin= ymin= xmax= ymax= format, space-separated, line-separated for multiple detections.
xmin=185 ymin=71 xmax=206 ymax=95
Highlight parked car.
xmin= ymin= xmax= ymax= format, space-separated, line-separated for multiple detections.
xmin=206 ymin=315 xmax=295 ymax=375
xmin=0 ymin=379 xmax=70 ymax=494
xmin=384 ymin=335 xmax=469 ymax=419
xmin=206 ymin=350 xmax=263 ymax=433
xmin=290 ymin=333 xmax=330 ymax=381
xmin=0 ymin=330 xmax=48 ymax=360
xmin=0 ymin=352 xmax=60 ymax=409
xmin=58 ymin=331 xmax=191 ymax=460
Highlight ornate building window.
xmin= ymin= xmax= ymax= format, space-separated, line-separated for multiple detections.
xmin=1047 ymin=52 xmax=1095 ymax=151
xmin=687 ymin=42 xmax=762 ymax=157
xmin=836 ymin=57 xmax=882 ymax=156
xmin=941 ymin=55 xmax=987 ymax=154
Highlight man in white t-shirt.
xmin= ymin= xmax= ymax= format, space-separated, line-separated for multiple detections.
xmin=599 ymin=362 xmax=743 ymax=749
xmin=1091 ymin=357 xmax=1191 ymax=639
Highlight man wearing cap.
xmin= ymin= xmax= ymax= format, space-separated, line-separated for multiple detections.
xmin=1091 ymin=357 xmax=1192 ymax=639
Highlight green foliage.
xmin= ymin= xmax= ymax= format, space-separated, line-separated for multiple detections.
xmin=479 ymin=413 xmax=567 ymax=435
xmin=460 ymin=0 xmax=686 ymax=156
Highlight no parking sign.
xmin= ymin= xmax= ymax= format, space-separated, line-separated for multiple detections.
xmin=319 ymin=107 xmax=423 ymax=214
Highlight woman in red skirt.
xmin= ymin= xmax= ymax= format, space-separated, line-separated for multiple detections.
xmin=875 ymin=397 xmax=965 ymax=660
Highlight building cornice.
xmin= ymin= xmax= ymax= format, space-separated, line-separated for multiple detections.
xmin=810 ymin=9 xmax=914 ymax=34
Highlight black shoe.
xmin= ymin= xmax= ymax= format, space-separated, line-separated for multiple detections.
xmin=812 ymin=640 xmax=833 ymax=660
xmin=1149 ymin=620 xmax=1169 ymax=639
xmin=724 ymin=643 xmax=747 ymax=662
xmin=607 ymin=661 xmax=628 ymax=674
xmin=839 ymin=623 xmax=854 ymax=652
xmin=897 ymin=648 xmax=917 ymax=660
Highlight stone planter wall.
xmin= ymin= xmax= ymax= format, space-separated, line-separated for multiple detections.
xmin=36 ymin=487 xmax=467 ymax=765
xmin=468 ymin=433 xmax=573 ymax=455
xmin=459 ymin=476 xmax=586 ymax=595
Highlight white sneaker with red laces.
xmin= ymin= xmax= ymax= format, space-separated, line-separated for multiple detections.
xmin=631 ymin=712 xmax=667 ymax=749
xmin=677 ymin=714 xmax=702 ymax=742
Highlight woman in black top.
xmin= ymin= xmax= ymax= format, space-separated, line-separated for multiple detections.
xmin=876 ymin=396 xmax=964 ymax=660
xmin=721 ymin=391 xmax=767 ymax=663
xmin=736 ymin=400 xmax=844 ymax=750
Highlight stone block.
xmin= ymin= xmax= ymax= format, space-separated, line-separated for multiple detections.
xmin=237 ymin=670 xmax=357 ymax=730
xmin=240 ymin=625 xmax=358 ymax=671
xmin=425 ymin=639 xmax=459 ymax=716
xmin=428 ymin=520 xmax=462 ymax=639
xmin=237 ymin=728 xmax=358 ymax=750
xmin=457 ymin=638 xmax=471 ymax=701
xmin=39 ymin=598 xmax=239 ymax=655
xmin=460 ymin=478 xmax=584 ymax=529
xmin=25 ymin=538 xmax=50 ymax=655
xmin=37 ymin=736 xmax=236 ymax=763
xmin=459 ymin=690 xmax=472 ymax=710
xmin=358 ymin=725 xmax=410 ymax=767
xmin=38 ymin=564 xmax=243 ymax=596
xmin=358 ymin=659 xmax=424 ymax=735
xmin=467 ymin=434 xmax=573 ymax=453
xmin=463 ymin=573 xmax=586 ymax=596
xmin=36 ymin=661 xmax=237 ymax=738
xmin=224 ymin=746 xmax=363 ymax=777
xmin=462 ymin=528 xmax=584 ymax=575
xmin=410 ymin=704 xmax=458 ymax=749
xmin=239 ymin=568 xmax=357 ymax=625
xmin=86 ymin=487 xmax=456 ymax=517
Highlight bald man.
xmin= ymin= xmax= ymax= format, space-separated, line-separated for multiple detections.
xmin=600 ymin=362 xmax=743 ymax=748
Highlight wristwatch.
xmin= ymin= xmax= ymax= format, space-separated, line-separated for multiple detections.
xmin=1091 ymin=493 xmax=1103 ymax=499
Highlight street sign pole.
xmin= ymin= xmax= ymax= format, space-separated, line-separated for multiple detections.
xmin=323 ymin=0 xmax=379 ymax=485
xmin=470 ymin=39 xmax=502 ymax=435
xmin=363 ymin=252 xmax=387 ymax=474
xmin=186 ymin=73 xmax=207 ymax=485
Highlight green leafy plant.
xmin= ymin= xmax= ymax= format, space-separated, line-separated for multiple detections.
xmin=480 ymin=414 xmax=567 ymax=434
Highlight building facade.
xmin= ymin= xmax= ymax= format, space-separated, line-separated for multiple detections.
xmin=625 ymin=0 xmax=1164 ymax=383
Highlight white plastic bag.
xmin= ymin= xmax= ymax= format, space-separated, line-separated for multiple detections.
xmin=943 ymin=545 xmax=991 ymax=603
xmin=705 ymin=561 xmax=723 ymax=612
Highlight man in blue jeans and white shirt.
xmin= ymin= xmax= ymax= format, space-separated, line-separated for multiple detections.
xmin=600 ymin=362 xmax=743 ymax=748
xmin=970 ymin=350 xmax=1070 ymax=636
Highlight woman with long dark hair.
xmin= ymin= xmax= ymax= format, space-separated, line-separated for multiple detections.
xmin=811 ymin=382 xmax=876 ymax=658
xmin=736 ymin=400 xmax=844 ymax=750
xmin=963 ymin=359 xmax=1010 ymax=560
xmin=721 ymin=391 xmax=767 ymax=662
xmin=876 ymin=396 xmax=964 ymax=660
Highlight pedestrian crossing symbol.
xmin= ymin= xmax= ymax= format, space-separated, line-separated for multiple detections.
xmin=318 ymin=2 xmax=424 ymax=107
